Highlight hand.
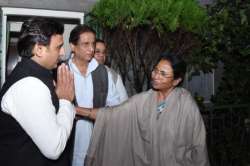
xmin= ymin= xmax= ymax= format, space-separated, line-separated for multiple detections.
xmin=55 ymin=63 xmax=75 ymax=102
xmin=75 ymin=107 xmax=98 ymax=120
xmin=75 ymin=107 xmax=90 ymax=117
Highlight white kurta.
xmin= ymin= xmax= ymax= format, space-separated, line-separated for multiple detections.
xmin=1 ymin=77 xmax=75 ymax=159
xmin=69 ymin=58 xmax=121 ymax=166
xmin=105 ymin=66 xmax=128 ymax=103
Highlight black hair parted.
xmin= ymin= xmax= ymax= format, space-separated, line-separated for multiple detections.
xmin=69 ymin=25 xmax=96 ymax=45
xmin=156 ymin=52 xmax=187 ymax=81
xmin=96 ymin=38 xmax=105 ymax=44
xmin=17 ymin=17 xmax=64 ymax=58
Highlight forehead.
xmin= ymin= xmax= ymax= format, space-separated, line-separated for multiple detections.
xmin=79 ymin=32 xmax=95 ymax=42
xmin=96 ymin=42 xmax=106 ymax=49
xmin=155 ymin=59 xmax=173 ymax=72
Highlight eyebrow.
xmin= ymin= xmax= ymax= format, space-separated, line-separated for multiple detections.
xmin=154 ymin=67 xmax=172 ymax=73
xmin=80 ymin=41 xmax=95 ymax=44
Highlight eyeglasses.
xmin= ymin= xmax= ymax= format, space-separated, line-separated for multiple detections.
xmin=152 ymin=68 xmax=173 ymax=78
xmin=95 ymin=50 xmax=106 ymax=55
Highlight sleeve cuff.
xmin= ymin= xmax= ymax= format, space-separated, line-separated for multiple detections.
xmin=59 ymin=99 xmax=76 ymax=117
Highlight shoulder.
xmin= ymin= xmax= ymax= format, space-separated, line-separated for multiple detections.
xmin=106 ymin=66 xmax=119 ymax=83
xmin=174 ymin=87 xmax=193 ymax=100
xmin=130 ymin=89 xmax=154 ymax=102
xmin=95 ymin=64 xmax=107 ymax=72
xmin=173 ymin=88 xmax=198 ymax=107
xmin=13 ymin=76 xmax=47 ymax=87
xmin=174 ymin=87 xmax=200 ymax=113
xmin=106 ymin=66 xmax=117 ymax=75
xmin=93 ymin=64 xmax=108 ymax=80
xmin=7 ymin=77 xmax=49 ymax=96
xmin=2 ymin=77 xmax=50 ymax=109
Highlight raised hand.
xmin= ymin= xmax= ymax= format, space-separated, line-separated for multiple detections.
xmin=55 ymin=63 xmax=75 ymax=102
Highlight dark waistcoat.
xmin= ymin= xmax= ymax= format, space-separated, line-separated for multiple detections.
xmin=63 ymin=60 xmax=108 ymax=108
xmin=91 ymin=64 xmax=108 ymax=108
xmin=0 ymin=58 xmax=72 ymax=166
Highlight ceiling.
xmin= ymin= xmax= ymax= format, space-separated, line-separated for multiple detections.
xmin=0 ymin=0 xmax=213 ymax=14
xmin=0 ymin=0 xmax=98 ymax=13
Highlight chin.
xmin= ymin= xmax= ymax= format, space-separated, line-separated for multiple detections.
xmin=88 ymin=55 xmax=94 ymax=59
xmin=152 ymin=87 xmax=160 ymax=91
xmin=50 ymin=64 xmax=57 ymax=70
xmin=87 ymin=57 xmax=93 ymax=62
xmin=152 ymin=84 xmax=160 ymax=90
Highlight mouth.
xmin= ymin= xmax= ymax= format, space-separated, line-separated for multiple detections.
xmin=58 ymin=55 xmax=65 ymax=61
xmin=152 ymin=79 xmax=160 ymax=84
xmin=151 ymin=80 xmax=158 ymax=87
xmin=87 ymin=54 xmax=94 ymax=58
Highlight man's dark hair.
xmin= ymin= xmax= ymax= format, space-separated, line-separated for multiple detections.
xmin=155 ymin=52 xmax=187 ymax=81
xmin=95 ymin=38 xmax=107 ymax=52
xmin=96 ymin=39 xmax=105 ymax=44
xmin=17 ymin=17 xmax=64 ymax=58
xmin=69 ymin=25 xmax=96 ymax=45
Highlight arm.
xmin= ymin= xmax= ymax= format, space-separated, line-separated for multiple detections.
xmin=106 ymin=70 xmax=122 ymax=106
xmin=75 ymin=92 xmax=135 ymax=120
xmin=186 ymin=97 xmax=209 ymax=166
xmin=191 ymin=109 xmax=210 ymax=166
xmin=75 ymin=107 xmax=98 ymax=120
xmin=1 ymin=64 xmax=75 ymax=160
xmin=116 ymin=74 xmax=128 ymax=103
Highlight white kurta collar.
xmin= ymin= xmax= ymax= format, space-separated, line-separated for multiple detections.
xmin=68 ymin=58 xmax=99 ymax=76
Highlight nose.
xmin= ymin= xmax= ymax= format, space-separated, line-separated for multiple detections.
xmin=59 ymin=47 xmax=66 ymax=59
xmin=89 ymin=44 xmax=95 ymax=53
xmin=154 ymin=73 xmax=161 ymax=79
xmin=152 ymin=70 xmax=161 ymax=79
xmin=98 ymin=52 xmax=105 ymax=57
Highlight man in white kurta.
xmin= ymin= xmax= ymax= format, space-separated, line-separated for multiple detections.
xmin=68 ymin=25 xmax=123 ymax=166
xmin=94 ymin=39 xmax=128 ymax=103
xmin=0 ymin=18 xmax=75 ymax=166
xmin=69 ymin=58 xmax=121 ymax=166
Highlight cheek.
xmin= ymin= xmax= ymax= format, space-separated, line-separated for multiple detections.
xmin=95 ymin=54 xmax=101 ymax=58
xmin=164 ymin=81 xmax=175 ymax=88
xmin=54 ymin=50 xmax=60 ymax=56
xmin=157 ymin=79 xmax=172 ymax=86
xmin=75 ymin=47 xmax=83 ymax=53
xmin=59 ymin=48 xmax=65 ymax=56
xmin=151 ymin=73 xmax=154 ymax=79
xmin=52 ymin=50 xmax=60 ymax=59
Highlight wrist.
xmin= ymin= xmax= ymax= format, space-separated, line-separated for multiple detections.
xmin=87 ymin=108 xmax=92 ymax=118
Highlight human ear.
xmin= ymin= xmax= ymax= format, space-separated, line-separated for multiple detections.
xmin=33 ymin=44 xmax=45 ymax=57
xmin=173 ymin=78 xmax=182 ymax=87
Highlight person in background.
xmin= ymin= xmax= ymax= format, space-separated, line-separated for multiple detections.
xmin=68 ymin=25 xmax=123 ymax=166
xmin=94 ymin=39 xmax=128 ymax=103
xmin=0 ymin=18 xmax=75 ymax=166
xmin=77 ymin=53 xmax=210 ymax=166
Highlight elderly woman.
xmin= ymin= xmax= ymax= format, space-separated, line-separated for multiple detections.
xmin=76 ymin=53 xmax=210 ymax=166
